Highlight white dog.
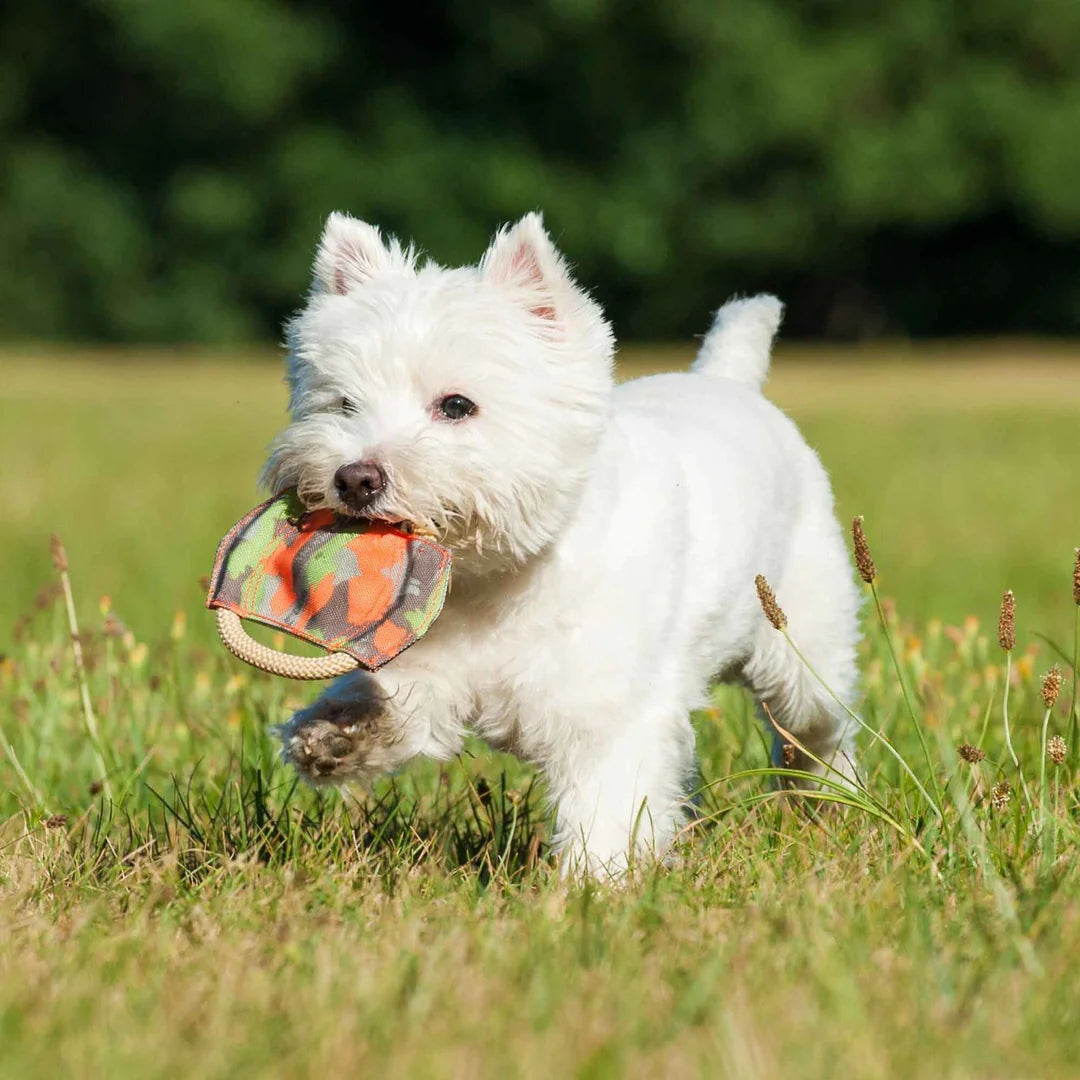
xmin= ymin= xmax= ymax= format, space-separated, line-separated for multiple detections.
xmin=265 ymin=211 xmax=860 ymax=877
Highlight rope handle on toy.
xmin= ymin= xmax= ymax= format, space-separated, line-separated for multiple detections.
xmin=215 ymin=608 xmax=359 ymax=680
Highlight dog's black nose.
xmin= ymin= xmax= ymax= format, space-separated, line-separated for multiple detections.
xmin=333 ymin=460 xmax=386 ymax=509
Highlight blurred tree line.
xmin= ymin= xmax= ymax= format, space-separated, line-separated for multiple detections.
xmin=1 ymin=0 xmax=1079 ymax=343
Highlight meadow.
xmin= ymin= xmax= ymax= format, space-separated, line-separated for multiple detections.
xmin=2 ymin=345 xmax=1080 ymax=1078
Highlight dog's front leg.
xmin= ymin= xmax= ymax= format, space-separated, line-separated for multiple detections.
xmin=543 ymin=714 xmax=696 ymax=880
xmin=276 ymin=665 xmax=467 ymax=787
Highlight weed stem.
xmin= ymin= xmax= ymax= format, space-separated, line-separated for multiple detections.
xmin=780 ymin=629 xmax=943 ymax=820
xmin=52 ymin=535 xmax=112 ymax=801
xmin=1070 ymin=604 xmax=1079 ymax=773
xmin=1039 ymin=703 xmax=1053 ymax=867
xmin=1001 ymin=652 xmax=1032 ymax=807
xmin=869 ymin=582 xmax=942 ymax=806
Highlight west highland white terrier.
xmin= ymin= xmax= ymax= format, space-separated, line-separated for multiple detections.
xmin=265 ymin=211 xmax=860 ymax=877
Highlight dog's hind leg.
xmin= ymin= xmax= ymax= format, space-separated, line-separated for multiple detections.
xmin=743 ymin=515 xmax=862 ymax=787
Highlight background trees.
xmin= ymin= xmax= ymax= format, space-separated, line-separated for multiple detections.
xmin=2 ymin=0 xmax=1078 ymax=342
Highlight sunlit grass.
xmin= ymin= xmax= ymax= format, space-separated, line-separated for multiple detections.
xmin=3 ymin=535 xmax=1080 ymax=1075
xmin=3 ymin=344 xmax=1079 ymax=645
xmin=2 ymin=345 xmax=1080 ymax=1076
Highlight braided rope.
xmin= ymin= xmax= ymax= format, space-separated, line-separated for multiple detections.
xmin=215 ymin=608 xmax=359 ymax=680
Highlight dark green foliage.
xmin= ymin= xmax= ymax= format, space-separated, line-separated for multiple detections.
xmin=1 ymin=0 xmax=1079 ymax=341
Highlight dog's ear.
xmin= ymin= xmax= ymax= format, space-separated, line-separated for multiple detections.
xmin=313 ymin=212 xmax=399 ymax=295
xmin=480 ymin=213 xmax=574 ymax=324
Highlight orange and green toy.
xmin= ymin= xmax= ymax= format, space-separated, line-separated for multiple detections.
xmin=206 ymin=490 xmax=452 ymax=679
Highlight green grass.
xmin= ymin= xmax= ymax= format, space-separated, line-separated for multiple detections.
xmin=2 ymin=345 xmax=1080 ymax=1078
xmin=3 ymin=343 xmax=1079 ymax=642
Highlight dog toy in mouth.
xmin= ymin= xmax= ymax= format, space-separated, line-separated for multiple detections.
xmin=206 ymin=490 xmax=451 ymax=679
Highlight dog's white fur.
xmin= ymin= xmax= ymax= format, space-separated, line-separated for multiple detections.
xmin=266 ymin=211 xmax=860 ymax=877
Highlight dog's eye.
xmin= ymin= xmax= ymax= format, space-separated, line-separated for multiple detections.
xmin=340 ymin=397 xmax=358 ymax=415
xmin=438 ymin=394 xmax=476 ymax=422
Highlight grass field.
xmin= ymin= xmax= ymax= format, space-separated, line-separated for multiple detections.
xmin=2 ymin=345 xmax=1080 ymax=1078
xmin=4 ymin=342 xmax=1080 ymax=641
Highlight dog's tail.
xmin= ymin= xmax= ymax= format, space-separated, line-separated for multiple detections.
xmin=691 ymin=294 xmax=783 ymax=392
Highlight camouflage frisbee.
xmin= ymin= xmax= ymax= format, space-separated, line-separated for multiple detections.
xmin=206 ymin=490 xmax=451 ymax=676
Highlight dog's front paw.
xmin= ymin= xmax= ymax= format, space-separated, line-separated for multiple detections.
xmin=276 ymin=696 xmax=391 ymax=786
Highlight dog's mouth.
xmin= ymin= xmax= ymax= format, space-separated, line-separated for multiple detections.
xmin=294 ymin=488 xmax=416 ymax=533
xmin=349 ymin=507 xmax=433 ymax=538
xmin=301 ymin=486 xmax=445 ymax=541
xmin=381 ymin=517 xmax=421 ymax=536
xmin=343 ymin=505 xmax=411 ymax=530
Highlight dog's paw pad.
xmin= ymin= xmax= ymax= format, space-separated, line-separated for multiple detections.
xmin=281 ymin=718 xmax=369 ymax=784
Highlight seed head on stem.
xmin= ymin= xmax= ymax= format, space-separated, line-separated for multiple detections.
xmin=958 ymin=743 xmax=985 ymax=764
xmin=998 ymin=590 xmax=1016 ymax=652
xmin=990 ymin=781 xmax=1012 ymax=811
xmin=781 ymin=743 xmax=796 ymax=768
xmin=1042 ymin=667 xmax=1063 ymax=710
xmin=1049 ymin=730 xmax=1067 ymax=764
xmin=1070 ymin=549 xmax=1079 ymax=777
xmin=50 ymin=534 xmax=69 ymax=573
xmin=1048 ymin=735 xmax=1067 ymax=766
xmin=51 ymin=534 xmax=111 ymax=800
xmin=851 ymin=516 xmax=877 ymax=584
xmin=997 ymin=589 xmax=1028 ymax=802
xmin=755 ymin=574 xmax=787 ymax=631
